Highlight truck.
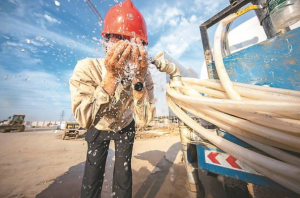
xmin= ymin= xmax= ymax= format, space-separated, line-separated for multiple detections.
xmin=151 ymin=0 xmax=300 ymax=197
xmin=0 ymin=115 xmax=26 ymax=132
xmin=62 ymin=121 xmax=87 ymax=140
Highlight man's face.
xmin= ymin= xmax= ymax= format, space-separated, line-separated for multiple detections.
xmin=104 ymin=34 xmax=146 ymax=53
xmin=109 ymin=34 xmax=131 ymax=43
xmin=104 ymin=34 xmax=131 ymax=53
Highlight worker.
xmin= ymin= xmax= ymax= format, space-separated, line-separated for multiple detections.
xmin=69 ymin=0 xmax=155 ymax=197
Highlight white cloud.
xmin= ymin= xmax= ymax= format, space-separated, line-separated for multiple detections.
xmin=5 ymin=41 xmax=20 ymax=47
xmin=146 ymin=1 xmax=227 ymax=76
xmin=30 ymin=40 xmax=43 ymax=47
xmin=143 ymin=4 xmax=184 ymax=35
xmin=0 ymin=15 xmax=97 ymax=55
xmin=0 ymin=48 xmax=42 ymax=67
xmin=32 ymin=12 xmax=62 ymax=29
xmin=0 ymin=67 xmax=73 ymax=121
xmin=149 ymin=15 xmax=203 ymax=59
xmin=8 ymin=0 xmax=26 ymax=16
xmin=191 ymin=0 xmax=226 ymax=16
xmin=8 ymin=0 xmax=18 ymax=4
xmin=190 ymin=15 xmax=197 ymax=22
xmin=43 ymin=13 xmax=61 ymax=24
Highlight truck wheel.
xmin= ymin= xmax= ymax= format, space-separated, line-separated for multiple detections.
xmin=75 ymin=131 xmax=79 ymax=139
xmin=0 ymin=129 xmax=6 ymax=133
xmin=18 ymin=126 xmax=25 ymax=132
xmin=223 ymin=177 xmax=251 ymax=198
xmin=62 ymin=132 xmax=66 ymax=140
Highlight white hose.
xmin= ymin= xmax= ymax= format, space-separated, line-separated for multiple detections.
xmin=162 ymin=12 xmax=300 ymax=194
xmin=213 ymin=14 xmax=241 ymax=100
xmin=171 ymin=97 xmax=300 ymax=166
xmin=172 ymin=97 xmax=300 ymax=153
xmin=183 ymin=78 xmax=300 ymax=102
xmin=167 ymin=96 xmax=300 ymax=184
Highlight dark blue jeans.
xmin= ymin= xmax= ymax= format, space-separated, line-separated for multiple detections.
xmin=81 ymin=121 xmax=135 ymax=198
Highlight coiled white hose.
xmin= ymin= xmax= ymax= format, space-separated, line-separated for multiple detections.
xmin=165 ymin=13 xmax=300 ymax=194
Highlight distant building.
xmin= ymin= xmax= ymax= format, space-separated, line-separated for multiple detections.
xmin=149 ymin=51 xmax=198 ymax=117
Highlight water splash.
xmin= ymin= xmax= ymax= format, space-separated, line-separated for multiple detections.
xmin=127 ymin=13 xmax=134 ymax=20
xmin=55 ymin=1 xmax=60 ymax=6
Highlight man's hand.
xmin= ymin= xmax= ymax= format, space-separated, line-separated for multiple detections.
xmin=131 ymin=38 xmax=148 ymax=84
xmin=105 ymin=40 xmax=132 ymax=78
xmin=103 ymin=40 xmax=132 ymax=95
xmin=131 ymin=38 xmax=148 ymax=100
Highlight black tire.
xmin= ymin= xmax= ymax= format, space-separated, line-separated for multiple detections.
xmin=18 ymin=126 xmax=25 ymax=132
xmin=75 ymin=130 xmax=79 ymax=139
xmin=223 ymin=177 xmax=251 ymax=198
xmin=62 ymin=132 xmax=66 ymax=140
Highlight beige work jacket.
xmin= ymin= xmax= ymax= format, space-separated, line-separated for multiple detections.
xmin=69 ymin=58 xmax=156 ymax=131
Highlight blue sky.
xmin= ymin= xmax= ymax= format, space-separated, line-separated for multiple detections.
xmin=0 ymin=0 xmax=255 ymax=121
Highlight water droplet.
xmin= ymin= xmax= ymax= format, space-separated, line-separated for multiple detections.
xmin=55 ymin=1 xmax=60 ymax=6
xmin=114 ymin=0 xmax=118 ymax=3
xmin=131 ymin=31 xmax=136 ymax=37
xmin=127 ymin=13 xmax=134 ymax=20
xmin=119 ymin=2 xmax=122 ymax=6
xmin=124 ymin=162 xmax=127 ymax=166
xmin=170 ymin=175 xmax=174 ymax=182
xmin=26 ymin=39 xmax=31 ymax=43
xmin=5 ymin=75 xmax=8 ymax=80
xmin=4 ymin=36 xmax=10 ymax=39
xmin=93 ymin=150 xmax=97 ymax=156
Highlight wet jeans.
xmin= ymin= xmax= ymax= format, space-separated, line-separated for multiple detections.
xmin=81 ymin=121 xmax=135 ymax=198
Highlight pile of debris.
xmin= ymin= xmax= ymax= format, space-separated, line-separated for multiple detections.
xmin=135 ymin=124 xmax=180 ymax=140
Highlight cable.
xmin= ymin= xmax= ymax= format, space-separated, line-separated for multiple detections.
xmin=152 ymin=6 xmax=300 ymax=194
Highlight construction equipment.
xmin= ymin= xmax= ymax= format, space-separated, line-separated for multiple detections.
xmin=62 ymin=121 xmax=87 ymax=140
xmin=0 ymin=115 xmax=26 ymax=132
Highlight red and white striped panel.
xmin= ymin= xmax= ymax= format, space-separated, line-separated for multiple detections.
xmin=204 ymin=150 xmax=260 ymax=175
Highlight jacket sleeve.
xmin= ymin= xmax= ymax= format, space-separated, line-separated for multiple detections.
xmin=132 ymin=71 xmax=156 ymax=128
xmin=69 ymin=58 xmax=110 ymax=129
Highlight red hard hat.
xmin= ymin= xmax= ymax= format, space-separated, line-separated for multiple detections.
xmin=101 ymin=0 xmax=148 ymax=45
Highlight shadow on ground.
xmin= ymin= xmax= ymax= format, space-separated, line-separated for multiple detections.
xmin=35 ymin=161 xmax=85 ymax=198
xmin=133 ymin=142 xmax=187 ymax=198
xmin=36 ymin=142 xmax=187 ymax=198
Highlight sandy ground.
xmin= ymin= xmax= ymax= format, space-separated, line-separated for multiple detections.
xmin=0 ymin=127 xmax=228 ymax=198
xmin=1 ymin=128 xmax=297 ymax=198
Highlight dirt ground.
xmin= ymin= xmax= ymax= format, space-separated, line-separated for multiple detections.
xmin=0 ymin=128 xmax=297 ymax=198
xmin=0 ymin=127 xmax=228 ymax=198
